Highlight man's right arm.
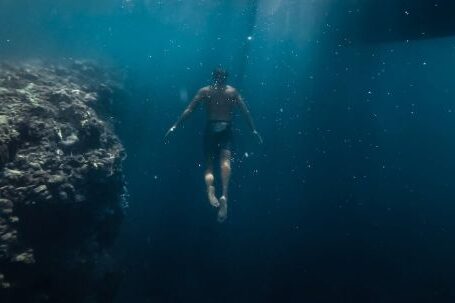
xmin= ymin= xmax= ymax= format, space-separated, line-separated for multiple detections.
xmin=236 ymin=91 xmax=263 ymax=144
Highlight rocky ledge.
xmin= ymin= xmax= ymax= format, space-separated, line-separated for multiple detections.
xmin=0 ymin=60 xmax=126 ymax=303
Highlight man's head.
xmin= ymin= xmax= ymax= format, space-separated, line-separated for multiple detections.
xmin=212 ymin=67 xmax=228 ymax=85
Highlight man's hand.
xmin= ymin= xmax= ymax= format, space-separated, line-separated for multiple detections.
xmin=164 ymin=125 xmax=176 ymax=143
xmin=253 ymin=130 xmax=263 ymax=144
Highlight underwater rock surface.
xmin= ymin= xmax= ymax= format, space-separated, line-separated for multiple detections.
xmin=0 ymin=60 xmax=126 ymax=302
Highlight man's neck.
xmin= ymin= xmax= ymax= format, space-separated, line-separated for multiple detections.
xmin=212 ymin=83 xmax=226 ymax=89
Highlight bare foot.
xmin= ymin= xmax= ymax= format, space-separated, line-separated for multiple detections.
xmin=217 ymin=196 xmax=228 ymax=223
xmin=207 ymin=186 xmax=219 ymax=207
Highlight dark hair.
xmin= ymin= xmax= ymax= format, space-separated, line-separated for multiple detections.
xmin=212 ymin=67 xmax=228 ymax=83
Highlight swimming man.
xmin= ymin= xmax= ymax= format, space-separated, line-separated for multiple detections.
xmin=164 ymin=68 xmax=262 ymax=222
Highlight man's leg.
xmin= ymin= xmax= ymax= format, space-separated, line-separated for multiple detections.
xmin=218 ymin=149 xmax=231 ymax=222
xmin=205 ymin=154 xmax=219 ymax=207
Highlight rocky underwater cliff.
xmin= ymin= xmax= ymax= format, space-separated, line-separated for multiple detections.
xmin=0 ymin=60 xmax=127 ymax=303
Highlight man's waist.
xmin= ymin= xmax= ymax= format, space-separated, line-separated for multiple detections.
xmin=207 ymin=119 xmax=232 ymax=124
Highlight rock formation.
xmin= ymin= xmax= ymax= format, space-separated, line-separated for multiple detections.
xmin=0 ymin=60 xmax=126 ymax=303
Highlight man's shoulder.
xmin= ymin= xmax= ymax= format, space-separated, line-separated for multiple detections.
xmin=225 ymin=85 xmax=238 ymax=96
xmin=199 ymin=86 xmax=211 ymax=93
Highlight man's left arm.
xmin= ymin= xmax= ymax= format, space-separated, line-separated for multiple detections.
xmin=165 ymin=88 xmax=204 ymax=140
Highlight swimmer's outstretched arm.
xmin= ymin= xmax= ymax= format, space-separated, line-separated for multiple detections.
xmin=164 ymin=88 xmax=205 ymax=140
xmin=237 ymin=93 xmax=263 ymax=144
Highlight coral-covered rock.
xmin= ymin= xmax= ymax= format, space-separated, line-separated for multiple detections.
xmin=0 ymin=60 xmax=126 ymax=303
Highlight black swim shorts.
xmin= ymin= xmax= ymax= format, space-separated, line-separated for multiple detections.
xmin=204 ymin=120 xmax=233 ymax=156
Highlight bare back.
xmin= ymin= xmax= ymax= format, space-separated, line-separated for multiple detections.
xmin=200 ymin=85 xmax=238 ymax=122
xmin=177 ymin=83 xmax=255 ymax=133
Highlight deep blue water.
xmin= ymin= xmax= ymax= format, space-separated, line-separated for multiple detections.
xmin=2 ymin=1 xmax=455 ymax=302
